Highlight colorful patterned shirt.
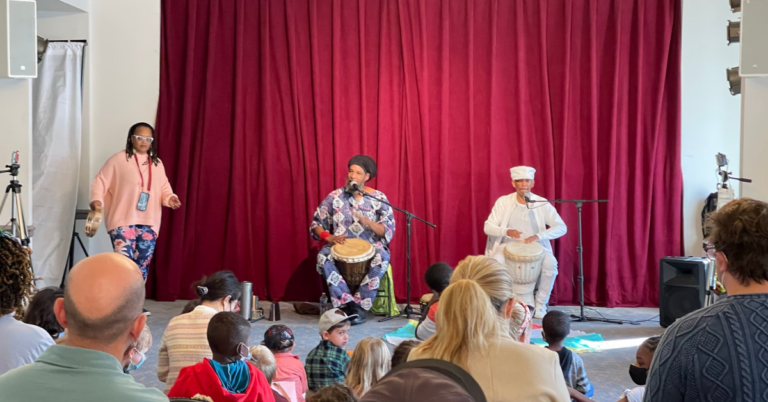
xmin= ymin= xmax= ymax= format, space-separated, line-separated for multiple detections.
xmin=310 ymin=188 xmax=395 ymax=248
xmin=305 ymin=340 xmax=350 ymax=391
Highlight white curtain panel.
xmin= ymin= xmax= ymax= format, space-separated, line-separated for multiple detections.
xmin=32 ymin=42 xmax=85 ymax=287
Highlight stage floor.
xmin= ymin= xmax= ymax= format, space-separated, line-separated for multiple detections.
xmin=132 ymin=300 xmax=662 ymax=401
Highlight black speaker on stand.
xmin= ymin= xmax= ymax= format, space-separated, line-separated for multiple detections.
xmin=659 ymin=257 xmax=713 ymax=328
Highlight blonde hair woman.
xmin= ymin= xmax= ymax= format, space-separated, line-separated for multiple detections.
xmin=346 ymin=337 xmax=390 ymax=397
xmin=410 ymin=255 xmax=569 ymax=402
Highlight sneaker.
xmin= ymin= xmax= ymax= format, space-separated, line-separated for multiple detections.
xmin=142 ymin=308 xmax=151 ymax=316
xmin=533 ymin=305 xmax=546 ymax=319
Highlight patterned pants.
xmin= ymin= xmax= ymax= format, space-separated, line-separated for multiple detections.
xmin=317 ymin=245 xmax=390 ymax=310
xmin=109 ymin=225 xmax=157 ymax=280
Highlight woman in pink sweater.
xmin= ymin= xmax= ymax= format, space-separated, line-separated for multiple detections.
xmin=86 ymin=122 xmax=181 ymax=284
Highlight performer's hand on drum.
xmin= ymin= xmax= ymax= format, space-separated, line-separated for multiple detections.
xmin=506 ymin=229 xmax=522 ymax=239
xmin=327 ymin=233 xmax=348 ymax=245
xmin=524 ymin=235 xmax=539 ymax=244
xmin=169 ymin=195 xmax=182 ymax=210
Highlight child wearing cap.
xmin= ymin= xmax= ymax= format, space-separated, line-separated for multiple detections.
xmin=264 ymin=325 xmax=308 ymax=402
xmin=305 ymin=308 xmax=356 ymax=392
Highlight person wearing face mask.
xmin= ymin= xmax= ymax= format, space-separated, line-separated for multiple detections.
xmin=87 ymin=122 xmax=182 ymax=316
xmin=616 ymin=335 xmax=660 ymax=402
xmin=0 ymin=253 xmax=168 ymax=402
xmin=123 ymin=324 xmax=152 ymax=373
xmin=158 ymin=270 xmax=242 ymax=393
xmin=645 ymin=198 xmax=768 ymax=402
xmin=168 ymin=312 xmax=273 ymax=402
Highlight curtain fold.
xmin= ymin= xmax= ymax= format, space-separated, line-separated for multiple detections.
xmin=153 ymin=0 xmax=682 ymax=307
xmin=31 ymin=42 xmax=85 ymax=287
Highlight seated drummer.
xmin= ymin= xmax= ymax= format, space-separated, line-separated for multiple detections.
xmin=310 ymin=155 xmax=396 ymax=325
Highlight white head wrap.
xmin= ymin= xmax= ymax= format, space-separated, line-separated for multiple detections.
xmin=510 ymin=166 xmax=536 ymax=180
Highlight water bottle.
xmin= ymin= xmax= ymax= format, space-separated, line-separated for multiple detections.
xmin=320 ymin=292 xmax=329 ymax=314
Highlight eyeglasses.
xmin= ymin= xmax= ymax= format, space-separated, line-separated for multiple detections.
xmin=133 ymin=135 xmax=154 ymax=143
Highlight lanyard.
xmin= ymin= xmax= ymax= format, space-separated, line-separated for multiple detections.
xmin=134 ymin=154 xmax=152 ymax=191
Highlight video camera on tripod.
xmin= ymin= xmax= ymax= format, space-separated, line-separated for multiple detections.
xmin=0 ymin=151 xmax=30 ymax=246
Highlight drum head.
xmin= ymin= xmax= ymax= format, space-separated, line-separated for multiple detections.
xmin=331 ymin=238 xmax=375 ymax=262
xmin=503 ymin=241 xmax=544 ymax=257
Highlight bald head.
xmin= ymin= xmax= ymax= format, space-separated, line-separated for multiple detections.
xmin=62 ymin=253 xmax=145 ymax=343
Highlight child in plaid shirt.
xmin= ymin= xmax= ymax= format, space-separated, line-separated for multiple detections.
xmin=305 ymin=309 xmax=356 ymax=392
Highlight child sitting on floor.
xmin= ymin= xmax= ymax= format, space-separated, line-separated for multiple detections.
xmin=263 ymin=324 xmax=308 ymax=402
xmin=305 ymin=309 xmax=355 ymax=392
xmin=416 ymin=262 xmax=453 ymax=340
xmin=345 ymin=337 xmax=390 ymax=397
xmin=542 ymin=310 xmax=594 ymax=398
xmin=168 ymin=312 xmax=273 ymax=402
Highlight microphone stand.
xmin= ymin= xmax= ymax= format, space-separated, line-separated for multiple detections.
xmin=526 ymin=197 xmax=621 ymax=324
xmin=355 ymin=188 xmax=437 ymax=322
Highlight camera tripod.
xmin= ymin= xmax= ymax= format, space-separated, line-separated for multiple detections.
xmin=0 ymin=152 xmax=33 ymax=274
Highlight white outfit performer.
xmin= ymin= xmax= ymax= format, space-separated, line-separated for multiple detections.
xmin=484 ymin=166 xmax=567 ymax=318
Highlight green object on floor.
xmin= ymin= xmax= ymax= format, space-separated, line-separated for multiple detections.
xmin=371 ymin=264 xmax=400 ymax=317
xmin=531 ymin=333 xmax=605 ymax=353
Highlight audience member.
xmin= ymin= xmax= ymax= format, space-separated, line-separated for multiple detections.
xmin=416 ymin=262 xmax=453 ymax=340
xmin=250 ymin=345 xmax=291 ymax=402
xmin=124 ymin=324 xmax=153 ymax=373
xmin=391 ymin=340 xmax=420 ymax=369
xmin=306 ymin=308 xmax=355 ymax=392
xmin=0 ymin=253 xmax=167 ymax=401
xmin=509 ymin=300 xmax=531 ymax=343
xmin=0 ymin=233 xmax=55 ymax=375
xmin=22 ymin=287 xmax=65 ymax=340
xmin=168 ymin=312 xmax=273 ymax=401
xmin=308 ymin=383 xmax=358 ymax=402
xmin=646 ymin=198 xmax=768 ymax=401
xmin=158 ymin=270 xmax=242 ymax=393
xmin=264 ymin=324 xmax=308 ymax=402
xmin=617 ymin=336 xmax=660 ymax=402
xmin=346 ymin=337 xmax=390 ymax=397
xmin=542 ymin=310 xmax=594 ymax=398
xmin=409 ymin=255 xmax=569 ymax=401
xmin=360 ymin=359 xmax=485 ymax=402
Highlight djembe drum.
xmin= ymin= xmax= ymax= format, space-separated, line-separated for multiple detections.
xmin=331 ymin=238 xmax=375 ymax=295
xmin=503 ymin=241 xmax=544 ymax=307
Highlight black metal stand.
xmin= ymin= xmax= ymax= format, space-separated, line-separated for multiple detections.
xmin=61 ymin=209 xmax=91 ymax=287
xmin=527 ymin=198 xmax=620 ymax=324
xmin=355 ymin=190 xmax=437 ymax=322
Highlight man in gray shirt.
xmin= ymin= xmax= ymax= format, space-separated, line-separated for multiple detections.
xmin=645 ymin=198 xmax=768 ymax=402
xmin=0 ymin=253 xmax=167 ymax=402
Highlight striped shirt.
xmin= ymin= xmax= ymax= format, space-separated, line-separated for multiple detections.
xmin=157 ymin=305 xmax=216 ymax=393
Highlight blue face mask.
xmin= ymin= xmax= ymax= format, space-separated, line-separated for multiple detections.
xmin=127 ymin=350 xmax=146 ymax=372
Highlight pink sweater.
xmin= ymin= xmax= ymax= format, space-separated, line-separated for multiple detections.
xmin=90 ymin=151 xmax=175 ymax=236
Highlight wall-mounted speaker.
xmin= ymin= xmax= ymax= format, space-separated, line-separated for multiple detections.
xmin=659 ymin=257 xmax=712 ymax=328
xmin=0 ymin=0 xmax=37 ymax=78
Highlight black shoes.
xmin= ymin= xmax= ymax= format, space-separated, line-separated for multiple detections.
xmin=343 ymin=302 xmax=367 ymax=325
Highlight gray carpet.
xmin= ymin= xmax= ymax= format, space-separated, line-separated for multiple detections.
xmin=133 ymin=300 xmax=662 ymax=402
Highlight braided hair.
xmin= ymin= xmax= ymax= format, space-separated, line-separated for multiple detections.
xmin=0 ymin=233 xmax=34 ymax=318
xmin=124 ymin=122 xmax=160 ymax=166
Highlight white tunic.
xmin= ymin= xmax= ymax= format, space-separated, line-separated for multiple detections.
xmin=484 ymin=192 xmax=567 ymax=258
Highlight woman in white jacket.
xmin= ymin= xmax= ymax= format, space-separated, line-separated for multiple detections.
xmin=484 ymin=165 xmax=567 ymax=318
xmin=409 ymin=255 xmax=570 ymax=402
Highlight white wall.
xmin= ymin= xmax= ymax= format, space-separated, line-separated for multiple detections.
xmin=0 ymin=79 xmax=32 ymax=232
xmin=681 ymin=0 xmax=742 ymax=256
xmin=740 ymin=77 xmax=768 ymax=202
xmin=87 ymin=0 xmax=160 ymax=254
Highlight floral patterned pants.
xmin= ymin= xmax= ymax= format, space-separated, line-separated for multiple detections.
xmin=317 ymin=244 xmax=389 ymax=310
xmin=109 ymin=225 xmax=157 ymax=280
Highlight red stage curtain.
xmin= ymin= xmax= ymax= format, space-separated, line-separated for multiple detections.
xmin=152 ymin=0 xmax=682 ymax=307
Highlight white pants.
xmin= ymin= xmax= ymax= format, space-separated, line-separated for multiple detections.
xmin=492 ymin=246 xmax=558 ymax=307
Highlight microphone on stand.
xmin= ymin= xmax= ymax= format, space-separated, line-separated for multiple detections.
xmin=350 ymin=181 xmax=362 ymax=194
xmin=523 ymin=193 xmax=532 ymax=208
